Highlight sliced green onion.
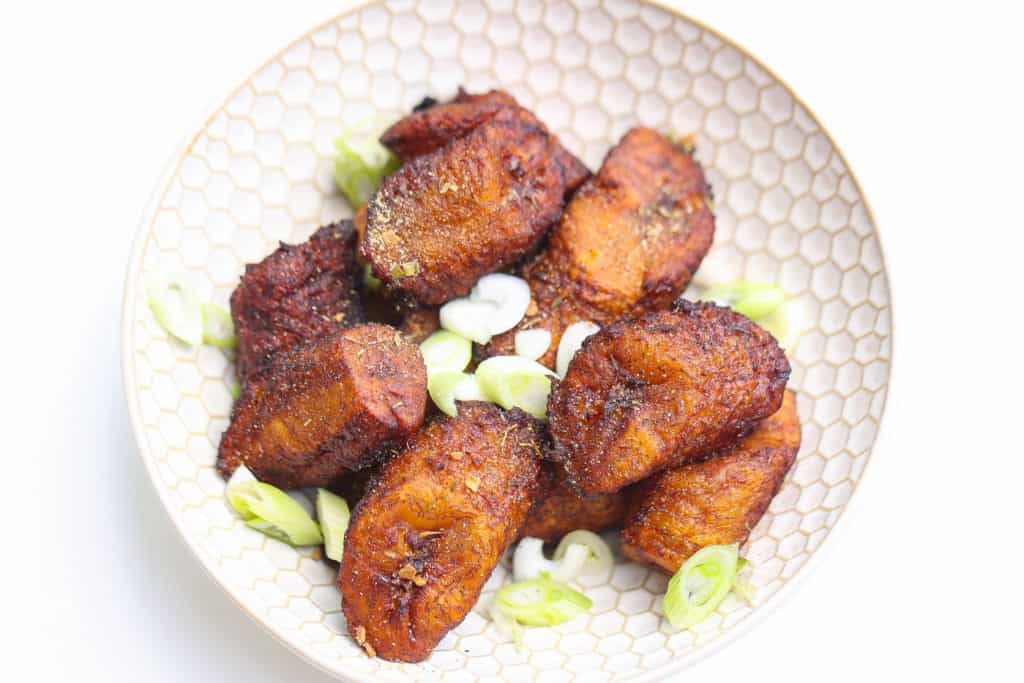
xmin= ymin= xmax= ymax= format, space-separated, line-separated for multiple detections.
xmin=315 ymin=489 xmax=350 ymax=562
xmin=146 ymin=273 xmax=203 ymax=346
xmin=428 ymin=370 xmax=473 ymax=417
xmin=439 ymin=298 xmax=499 ymax=344
xmin=513 ymin=537 xmax=590 ymax=582
xmin=488 ymin=599 xmax=524 ymax=650
xmin=555 ymin=321 xmax=600 ymax=378
xmin=731 ymin=557 xmax=756 ymax=605
xmin=201 ymin=303 xmax=236 ymax=349
xmin=419 ymin=330 xmax=472 ymax=376
xmin=452 ymin=373 xmax=486 ymax=402
xmin=663 ymin=544 xmax=740 ymax=630
xmin=700 ymin=280 xmax=786 ymax=320
xmin=439 ymin=274 xmax=532 ymax=344
xmin=495 ymin=576 xmax=592 ymax=627
xmin=475 ymin=356 xmax=555 ymax=419
xmin=229 ymin=381 xmax=241 ymax=400
xmin=553 ymin=530 xmax=614 ymax=580
xmin=362 ymin=264 xmax=382 ymax=293
xmin=514 ymin=328 xmax=552 ymax=361
xmin=225 ymin=466 xmax=323 ymax=546
xmin=758 ymin=298 xmax=808 ymax=350
xmin=334 ymin=115 xmax=400 ymax=208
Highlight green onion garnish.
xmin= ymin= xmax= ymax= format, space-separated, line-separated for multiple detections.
xmin=225 ymin=466 xmax=323 ymax=546
xmin=427 ymin=370 xmax=475 ymax=417
xmin=700 ymin=280 xmax=786 ymax=319
xmin=555 ymin=320 xmax=599 ymax=377
xmin=662 ymin=544 xmax=740 ymax=629
xmin=201 ymin=303 xmax=236 ymax=349
xmin=553 ymin=530 xmax=614 ymax=580
xmin=229 ymin=381 xmax=241 ymax=400
xmin=419 ymin=330 xmax=472 ymax=376
xmin=495 ymin=575 xmax=592 ymax=627
xmin=475 ymin=355 xmax=555 ymax=419
xmin=146 ymin=273 xmax=203 ymax=346
xmin=315 ymin=489 xmax=350 ymax=562
xmin=333 ymin=115 xmax=399 ymax=208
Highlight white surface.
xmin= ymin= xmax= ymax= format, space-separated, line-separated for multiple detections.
xmin=6 ymin=0 xmax=1021 ymax=680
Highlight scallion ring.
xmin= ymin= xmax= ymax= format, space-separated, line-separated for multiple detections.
xmin=475 ymin=356 xmax=555 ymax=419
xmin=662 ymin=544 xmax=740 ymax=629
xmin=419 ymin=330 xmax=472 ymax=376
xmin=700 ymin=280 xmax=786 ymax=319
xmin=514 ymin=328 xmax=552 ymax=361
xmin=513 ymin=537 xmax=590 ymax=582
xmin=201 ymin=303 xmax=236 ymax=349
xmin=553 ymin=530 xmax=614 ymax=580
xmin=225 ymin=466 xmax=323 ymax=546
xmin=315 ymin=489 xmax=350 ymax=562
xmin=146 ymin=273 xmax=203 ymax=346
xmin=494 ymin=576 xmax=592 ymax=627
xmin=555 ymin=321 xmax=600 ymax=378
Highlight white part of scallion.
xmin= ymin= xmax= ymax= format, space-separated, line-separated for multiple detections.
xmin=225 ymin=466 xmax=323 ymax=546
xmin=494 ymin=576 xmax=592 ymax=627
xmin=514 ymin=328 xmax=552 ymax=361
xmin=513 ymin=537 xmax=590 ymax=583
xmin=315 ymin=489 xmax=351 ymax=562
xmin=201 ymin=303 xmax=236 ymax=349
xmin=438 ymin=298 xmax=500 ymax=345
xmin=453 ymin=373 xmax=487 ymax=402
xmin=428 ymin=370 xmax=474 ymax=417
xmin=475 ymin=356 xmax=555 ymax=419
xmin=555 ymin=321 xmax=600 ymax=378
xmin=553 ymin=530 xmax=614 ymax=580
xmin=470 ymin=274 xmax=532 ymax=335
xmin=419 ymin=330 xmax=472 ymax=376
xmin=333 ymin=114 xmax=399 ymax=208
xmin=146 ymin=273 xmax=203 ymax=346
xmin=662 ymin=543 xmax=740 ymax=630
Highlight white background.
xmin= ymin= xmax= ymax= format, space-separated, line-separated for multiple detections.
xmin=5 ymin=0 xmax=1023 ymax=681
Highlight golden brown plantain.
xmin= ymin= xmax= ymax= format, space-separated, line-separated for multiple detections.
xmin=485 ymin=127 xmax=714 ymax=368
xmin=362 ymin=106 xmax=577 ymax=305
xmin=621 ymin=390 xmax=801 ymax=573
xmin=339 ymin=402 xmax=543 ymax=662
xmin=230 ymin=222 xmax=364 ymax=378
xmin=396 ymin=306 xmax=440 ymax=345
xmin=518 ymin=462 xmax=626 ymax=541
xmin=546 ymin=302 xmax=790 ymax=495
xmin=217 ymin=324 xmax=426 ymax=489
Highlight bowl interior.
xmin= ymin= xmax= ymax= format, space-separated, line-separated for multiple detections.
xmin=122 ymin=1 xmax=891 ymax=680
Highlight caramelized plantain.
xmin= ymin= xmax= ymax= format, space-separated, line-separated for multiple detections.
xmin=340 ymin=402 xmax=543 ymax=662
xmin=547 ymin=302 xmax=790 ymax=495
xmin=485 ymin=127 xmax=714 ymax=368
xmin=519 ymin=462 xmax=626 ymax=541
xmin=622 ymin=391 xmax=801 ymax=573
xmin=230 ymin=222 xmax=364 ymax=378
xmin=217 ymin=324 xmax=426 ymax=489
xmin=363 ymin=106 xmax=578 ymax=305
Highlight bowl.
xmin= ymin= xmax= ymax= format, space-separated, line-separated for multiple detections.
xmin=121 ymin=1 xmax=892 ymax=679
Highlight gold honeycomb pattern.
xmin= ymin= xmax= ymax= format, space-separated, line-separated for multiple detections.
xmin=122 ymin=1 xmax=892 ymax=680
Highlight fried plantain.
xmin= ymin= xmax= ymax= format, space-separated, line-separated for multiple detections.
xmin=217 ymin=324 xmax=426 ymax=489
xmin=340 ymin=402 xmax=543 ymax=662
xmin=621 ymin=391 xmax=801 ymax=573
xmin=230 ymin=222 xmax=364 ymax=378
xmin=485 ymin=127 xmax=714 ymax=368
xmin=518 ymin=462 xmax=626 ymax=541
xmin=547 ymin=302 xmax=790 ymax=495
xmin=381 ymin=88 xmax=588 ymax=193
xmin=363 ymin=106 xmax=580 ymax=305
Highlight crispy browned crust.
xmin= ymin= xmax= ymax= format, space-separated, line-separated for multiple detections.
xmin=397 ymin=306 xmax=440 ymax=345
xmin=485 ymin=128 xmax=715 ymax=368
xmin=621 ymin=391 xmax=801 ymax=573
xmin=230 ymin=222 xmax=364 ymax=378
xmin=216 ymin=324 xmax=426 ymax=489
xmin=339 ymin=403 xmax=544 ymax=662
xmin=380 ymin=88 xmax=589 ymax=194
xmin=328 ymin=465 xmax=380 ymax=508
xmin=363 ymin=106 xmax=579 ymax=305
xmin=546 ymin=302 xmax=790 ymax=495
xmin=518 ymin=463 xmax=626 ymax=541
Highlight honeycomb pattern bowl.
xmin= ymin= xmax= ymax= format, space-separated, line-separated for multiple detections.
xmin=120 ymin=1 xmax=892 ymax=680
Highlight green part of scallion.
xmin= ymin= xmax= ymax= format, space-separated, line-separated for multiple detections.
xmin=146 ymin=273 xmax=203 ymax=346
xmin=662 ymin=544 xmax=740 ymax=630
xmin=700 ymin=280 xmax=787 ymax=320
xmin=428 ymin=370 xmax=472 ymax=417
xmin=315 ymin=489 xmax=350 ymax=562
xmin=225 ymin=467 xmax=323 ymax=546
xmin=333 ymin=115 xmax=400 ymax=208
xmin=201 ymin=303 xmax=236 ymax=349
xmin=419 ymin=330 xmax=473 ymax=376
xmin=494 ymin=575 xmax=592 ymax=627
xmin=229 ymin=381 xmax=241 ymax=400
xmin=475 ymin=356 xmax=555 ymax=419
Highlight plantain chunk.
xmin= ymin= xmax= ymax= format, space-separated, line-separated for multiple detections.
xmin=485 ymin=127 xmax=714 ymax=369
xmin=230 ymin=222 xmax=364 ymax=378
xmin=396 ymin=306 xmax=440 ymax=345
xmin=621 ymin=391 xmax=801 ymax=573
xmin=547 ymin=302 xmax=790 ymax=495
xmin=362 ymin=106 xmax=578 ymax=305
xmin=519 ymin=462 xmax=626 ymax=541
xmin=340 ymin=402 xmax=543 ymax=662
xmin=217 ymin=324 xmax=426 ymax=489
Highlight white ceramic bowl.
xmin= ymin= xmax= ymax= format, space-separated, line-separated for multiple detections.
xmin=121 ymin=1 xmax=892 ymax=680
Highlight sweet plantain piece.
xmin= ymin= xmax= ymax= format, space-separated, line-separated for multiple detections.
xmin=340 ymin=402 xmax=543 ymax=662
xmin=485 ymin=127 xmax=714 ymax=368
xmin=217 ymin=324 xmax=426 ymax=489
xmin=547 ymin=302 xmax=790 ymax=495
xmin=621 ymin=391 xmax=801 ymax=573
xmin=519 ymin=462 xmax=626 ymax=541
xmin=362 ymin=106 xmax=577 ymax=305
xmin=381 ymin=88 xmax=589 ymax=193
xmin=397 ymin=306 xmax=440 ymax=345
xmin=230 ymin=222 xmax=364 ymax=378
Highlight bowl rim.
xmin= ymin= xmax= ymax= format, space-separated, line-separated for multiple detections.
xmin=120 ymin=1 xmax=894 ymax=680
